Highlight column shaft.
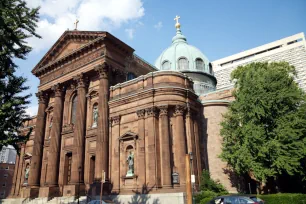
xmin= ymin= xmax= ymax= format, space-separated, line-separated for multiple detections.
xmin=136 ymin=110 xmax=146 ymax=187
xmin=193 ymin=117 xmax=202 ymax=185
xmin=71 ymin=74 xmax=88 ymax=184
xmin=110 ymin=116 xmax=120 ymax=191
xmin=11 ymin=153 xmax=20 ymax=196
xmin=46 ymin=85 xmax=64 ymax=186
xmin=95 ymin=63 xmax=110 ymax=181
xmin=174 ymin=105 xmax=187 ymax=185
xmin=28 ymin=92 xmax=48 ymax=187
xmin=158 ymin=106 xmax=172 ymax=187
xmin=15 ymin=146 xmax=25 ymax=196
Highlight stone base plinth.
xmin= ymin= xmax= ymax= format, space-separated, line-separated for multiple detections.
xmin=23 ymin=186 xmax=39 ymax=198
xmin=62 ymin=184 xmax=85 ymax=197
xmin=39 ymin=186 xmax=60 ymax=198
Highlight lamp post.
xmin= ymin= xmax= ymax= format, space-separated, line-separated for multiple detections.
xmin=78 ymin=166 xmax=81 ymax=204
xmin=189 ymin=152 xmax=195 ymax=204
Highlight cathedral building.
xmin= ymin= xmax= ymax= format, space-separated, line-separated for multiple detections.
xmin=6 ymin=17 xmax=305 ymax=203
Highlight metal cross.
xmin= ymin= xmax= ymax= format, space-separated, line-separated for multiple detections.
xmin=74 ymin=19 xmax=79 ymax=30
xmin=174 ymin=15 xmax=180 ymax=24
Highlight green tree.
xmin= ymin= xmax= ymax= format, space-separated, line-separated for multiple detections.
xmin=220 ymin=62 xmax=306 ymax=184
xmin=0 ymin=0 xmax=40 ymax=152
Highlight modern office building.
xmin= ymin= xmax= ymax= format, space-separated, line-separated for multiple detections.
xmin=0 ymin=146 xmax=17 ymax=164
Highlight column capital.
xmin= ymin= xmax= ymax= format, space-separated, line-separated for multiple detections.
xmin=111 ymin=116 xmax=120 ymax=126
xmin=158 ymin=105 xmax=168 ymax=117
xmin=95 ymin=62 xmax=110 ymax=79
xmin=73 ymin=73 xmax=88 ymax=89
xmin=36 ymin=91 xmax=48 ymax=104
xmin=136 ymin=109 xmax=145 ymax=119
xmin=51 ymin=84 xmax=65 ymax=98
xmin=174 ymin=105 xmax=186 ymax=116
xmin=145 ymin=107 xmax=158 ymax=118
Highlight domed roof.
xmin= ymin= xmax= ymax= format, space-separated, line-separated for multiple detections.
xmin=155 ymin=24 xmax=210 ymax=73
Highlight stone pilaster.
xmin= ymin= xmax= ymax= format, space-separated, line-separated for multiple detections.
xmin=70 ymin=73 xmax=88 ymax=184
xmin=144 ymin=107 xmax=158 ymax=188
xmin=158 ymin=105 xmax=172 ymax=187
xmin=28 ymin=91 xmax=48 ymax=189
xmin=10 ymin=153 xmax=19 ymax=197
xmin=193 ymin=114 xmax=202 ymax=186
xmin=15 ymin=145 xmax=25 ymax=196
xmin=95 ymin=63 xmax=110 ymax=181
xmin=110 ymin=116 xmax=120 ymax=191
xmin=174 ymin=105 xmax=187 ymax=185
xmin=45 ymin=84 xmax=64 ymax=187
xmin=136 ymin=109 xmax=146 ymax=187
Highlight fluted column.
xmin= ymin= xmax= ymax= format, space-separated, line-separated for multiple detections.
xmin=15 ymin=145 xmax=25 ymax=196
xmin=145 ymin=107 xmax=158 ymax=187
xmin=46 ymin=84 xmax=64 ymax=186
xmin=95 ymin=63 xmax=110 ymax=181
xmin=174 ymin=105 xmax=187 ymax=185
xmin=28 ymin=92 xmax=48 ymax=187
xmin=71 ymin=74 xmax=88 ymax=184
xmin=193 ymin=114 xmax=202 ymax=185
xmin=11 ymin=153 xmax=19 ymax=196
xmin=110 ymin=116 xmax=120 ymax=191
xmin=158 ymin=105 xmax=172 ymax=187
xmin=136 ymin=109 xmax=146 ymax=187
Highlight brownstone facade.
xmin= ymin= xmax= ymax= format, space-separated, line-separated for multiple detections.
xmin=10 ymin=31 xmax=239 ymax=200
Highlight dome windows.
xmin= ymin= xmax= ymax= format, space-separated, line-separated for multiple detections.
xmin=178 ymin=57 xmax=188 ymax=70
xmin=195 ymin=58 xmax=204 ymax=70
xmin=162 ymin=60 xmax=170 ymax=70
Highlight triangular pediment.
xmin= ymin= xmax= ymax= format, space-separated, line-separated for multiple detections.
xmin=119 ymin=131 xmax=138 ymax=141
xmin=32 ymin=30 xmax=106 ymax=74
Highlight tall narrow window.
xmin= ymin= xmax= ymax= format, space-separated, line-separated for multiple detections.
xmin=195 ymin=58 xmax=204 ymax=70
xmin=71 ymin=95 xmax=77 ymax=124
xmin=89 ymin=156 xmax=95 ymax=184
xmin=64 ymin=153 xmax=72 ymax=185
xmin=178 ymin=58 xmax=188 ymax=70
xmin=127 ymin=72 xmax=136 ymax=81
xmin=162 ymin=61 xmax=170 ymax=70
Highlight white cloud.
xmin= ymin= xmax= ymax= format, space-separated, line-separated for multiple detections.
xmin=25 ymin=0 xmax=145 ymax=52
xmin=125 ymin=28 xmax=135 ymax=39
xmin=154 ymin=21 xmax=162 ymax=30
xmin=26 ymin=105 xmax=38 ymax=117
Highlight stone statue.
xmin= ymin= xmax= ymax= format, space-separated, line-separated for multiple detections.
xmin=48 ymin=117 xmax=53 ymax=139
xmin=92 ymin=106 xmax=98 ymax=127
xmin=24 ymin=165 xmax=30 ymax=183
xmin=126 ymin=151 xmax=134 ymax=176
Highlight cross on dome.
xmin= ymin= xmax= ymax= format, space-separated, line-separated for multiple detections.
xmin=74 ymin=19 xmax=79 ymax=30
xmin=174 ymin=15 xmax=181 ymax=29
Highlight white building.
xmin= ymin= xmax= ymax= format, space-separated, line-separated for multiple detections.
xmin=0 ymin=146 xmax=16 ymax=164
xmin=212 ymin=32 xmax=306 ymax=91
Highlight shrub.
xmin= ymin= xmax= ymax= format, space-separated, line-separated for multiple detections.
xmin=200 ymin=170 xmax=228 ymax=193
xmin=258 ymin=193 xmax=306 ymax=204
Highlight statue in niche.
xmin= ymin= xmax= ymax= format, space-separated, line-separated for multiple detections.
xmin=24 ymin=165 xmax=30 ymax=184
xmin=92 ymin=105 xmax=98 ymax=127
xmin=126 ymin=151 xmax=134 ymax=176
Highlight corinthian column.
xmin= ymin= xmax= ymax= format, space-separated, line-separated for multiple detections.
xmin=158 ymin=105 xmax=172 ymax=187
xmin=174 ymin=105 xmax=187 ymax=185
xmin=28 ymin=91 xmax=48 ymax=187
xmin=70 ymin=73 xmax=88 ymax=184
xmin=136 ymin=109 xmax=146 ymax=186
xmin=94 ymin=63 xmax=110 ymax=181
xmin=110 ymin=116 xmax=120 ymax=191
xmin=46 ymin=84 xmax=64 ymax=186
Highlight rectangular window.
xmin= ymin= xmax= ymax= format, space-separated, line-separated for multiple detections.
xmin=3 ymin=174 xmax=8 ymax=178
xmin=2 ymin=183 xmax=6 ymax=187
xmin=67 ymin=154 xmax=72 ymax=183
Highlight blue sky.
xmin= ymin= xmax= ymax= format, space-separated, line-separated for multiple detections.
xmin=17 ymin=0 xmax=306 ymax=115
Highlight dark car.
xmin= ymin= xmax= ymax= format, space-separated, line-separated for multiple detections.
xmin=208 ymin=195 xmax=264 ymax=204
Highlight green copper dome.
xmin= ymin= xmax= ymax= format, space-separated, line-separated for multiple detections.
xmin=155 ymin=17 xmax=217 ymax=95
xmin=155 ymin=28 xmax=210 ymax=73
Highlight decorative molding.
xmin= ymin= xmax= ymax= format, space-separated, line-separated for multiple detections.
xmin=36 ymin=91 xmax=49 ymax=104
xmin=158 ymin=105 xmax=168 ymax=117
xmin=73 ymin=73 xmax=88 ymax=89
xmin=145 ymin=107 xmax=158 ymax=118
xmin=51 ymin=84 xmax=65 ymax=97
xmin=136 ymin=109 xmax=145 ymax=119
xmin=95 ymin=62 xmax=110 ymax=79
xmin=62 ymin=124 xmax=74 ymax=134
xmin=174 ymin=105 xmax=186 ymax=116
xmin=111 ymin=115 xmax=121 ymax=126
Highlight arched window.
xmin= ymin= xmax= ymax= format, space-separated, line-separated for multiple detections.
xmin=162 ymin=61 xmax=170 ymax=70
xmin=195 ymin=58 xmax=204 ymax=70
xmin=178 ymin=57 xmax=188 ymax=70
xmin=209 ymin=66 xmax=213 ymax=74
xmin=71 ymin=95 xmax=77 ymax=125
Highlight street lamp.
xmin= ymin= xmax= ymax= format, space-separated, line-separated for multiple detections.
xmin=78 ymin=166 xmax=81 ymax=204
xmin=189 ymin=152 xmax=195 ymax=204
